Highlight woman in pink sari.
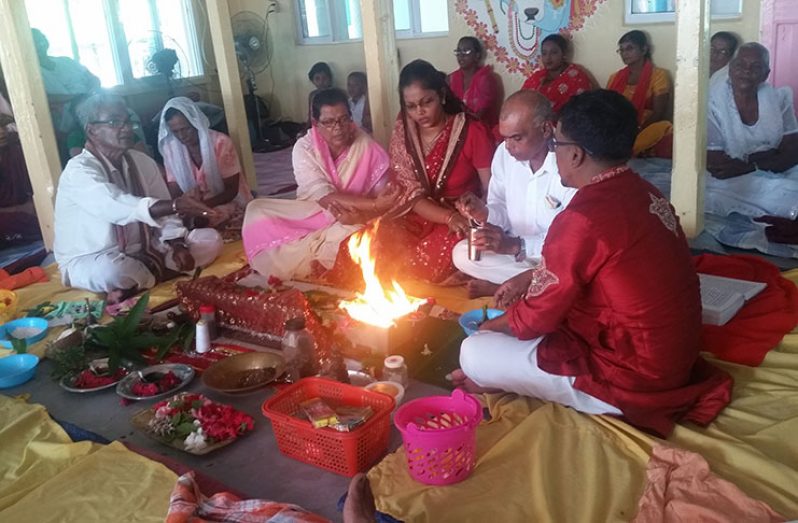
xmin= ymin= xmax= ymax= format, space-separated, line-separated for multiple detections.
xmin=448 ymin=37 xmax=500 ymax=129
xmin=242 ymin=88 xmax=397 ymax=281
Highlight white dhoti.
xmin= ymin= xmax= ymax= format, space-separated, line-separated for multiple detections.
xmin=704 ymin=167 xmax=798 ymax=219
xmin=62 ymin=228 xmax=222 ymax=293
xmin=452 ymin=239 xmax=538 ymax=285
xmin=460 ymin=331 xmax=622 ymax=416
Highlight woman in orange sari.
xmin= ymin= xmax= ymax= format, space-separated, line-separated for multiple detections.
xmin=607 ymin=30 xmax=673 ymax=157
xmin=522 ymin=34 xmax=595 ymax=113
xmin=327 ymin=60 xmax=495 ymax=286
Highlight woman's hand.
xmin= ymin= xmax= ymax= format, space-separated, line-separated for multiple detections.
xmin=174 ymin=193 xmax=218 ymax=219
xmin=373 ymin=182 xmax=402 ymax=212
xmin=446 ymin=211 xmax=470 ymax=236
xmin=494 ymin=270 xmax=535 ymax=308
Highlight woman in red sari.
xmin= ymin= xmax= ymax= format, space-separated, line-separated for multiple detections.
xmin=448 ymin=37 xmax=500 ymax=129
xmin=521 ymin=34 xmax=595 ymax=114
xmin=607 ymin=30 xmax=673 ymax=157
xmin=327 ymin=60 xmax=495 ymax=286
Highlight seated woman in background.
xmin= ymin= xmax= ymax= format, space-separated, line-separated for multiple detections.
xmin=522 ymin=34 xmax=595 ymax=113
xmin=158 ymin=97 xmax=253 ymax=228
xmin=607 ymin=30 xmax=672 ymax=157
xmin=243 ymin=88 xmax=397 ymax=281
xmin=448 ymin=37 xmax=500 ymax=129
xmin=329 ymin=60 xmax=495 ymax=286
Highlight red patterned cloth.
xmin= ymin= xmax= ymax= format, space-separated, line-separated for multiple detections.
xmin=165 ymin=471 xmax=330 ymax=523
xmin=695 ymin=254 xmax=798 ymax=366
xmin=521 ymin=63 xmax=594 ymax=113
xmin=448 ymin=65 xmax=500 ymax=128
xmin=507 ymin=168 xmax=732 ymax=437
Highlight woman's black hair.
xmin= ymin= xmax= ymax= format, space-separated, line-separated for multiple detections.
xmin=164 ymin=107 xmax=185 ymax=122
xmin=307 ymin=62 xmax=332 ymax=82
xmin=311 ymin=88 xmax=351 ymax=121
xmin=458 ymin=36 xmax=483 ymax=55
xmin=398 ymin=59 xmax=464 ymax=115
xmin=619 ymin=30 xmax=651 ymax=59
xmin=542 ymin=33 xmax=569 ymax=54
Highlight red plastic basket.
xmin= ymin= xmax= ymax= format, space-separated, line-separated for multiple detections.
xmin=261 ymin=377 xmax=395 ymax=476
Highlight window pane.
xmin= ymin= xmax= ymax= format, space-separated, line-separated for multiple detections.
xmin=67 ymin=0 xmax=120 ymax=86
xmin=156 ymin=0 xmax=203 ymax=78
xmin=344 ymin=0 xmax=362 ymax=39
xmin=25 ymin=0 xmax=73 ymax=60
xmin=630 ymin=0 xmax=675 ymax=14
xmin=299 ymin=0 xmax=331 ymax=39
xmin=119 ymin=0 xmax=156 ymax=79
xmin=393 ymin=0 xmax=411 ymax=32
xmin=418 ymin=0 xmax=448 ymax=33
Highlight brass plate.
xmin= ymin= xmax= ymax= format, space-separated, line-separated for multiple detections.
xmin=202 ymin=351 xmax=286 ymax=393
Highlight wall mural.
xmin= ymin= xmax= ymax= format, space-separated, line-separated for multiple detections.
xmin=455 ymin=0 xmax=607 ymax=77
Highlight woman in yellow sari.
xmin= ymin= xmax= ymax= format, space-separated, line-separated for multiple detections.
xmin=607 ymin=30 xmax=672 ymax=157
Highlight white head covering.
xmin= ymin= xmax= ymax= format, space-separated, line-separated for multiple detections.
xmin=158 ymin=97 xmax=224 ymax=196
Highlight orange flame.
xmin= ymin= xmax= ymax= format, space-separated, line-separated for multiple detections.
xmin=339 ymin=225 xmax=426 ymax=328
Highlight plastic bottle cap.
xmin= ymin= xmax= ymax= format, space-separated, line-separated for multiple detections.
xmin=384 ymin=355 xmax=405 ymax=368
xmin=285 ymin=317 xmax=306 ymax=330
xmin=199 ymin=304 xmax=216 ymax=314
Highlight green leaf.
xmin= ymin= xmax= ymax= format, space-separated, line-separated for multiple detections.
xmin=174 ymin=421 xmax=196 ymax=438
xmin=119 ymin=293 xmax=150 ymax=338
xmin=10 ymin=338 xmax=27 ymax=354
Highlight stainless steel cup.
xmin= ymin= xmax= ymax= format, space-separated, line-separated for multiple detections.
xmin=468 ymin=226 xmax=481 ymax=261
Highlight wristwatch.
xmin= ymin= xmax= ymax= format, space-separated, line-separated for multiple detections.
xmin=514 ymin=237 xmax=526 ymax=262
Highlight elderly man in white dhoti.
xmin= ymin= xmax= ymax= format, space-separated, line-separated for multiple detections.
xmin=54 ymin=94 xmax=223 ymax=303
xmin=705 ymin=42 xmax=798 ymax=239
xmin=452 ymin=90 xmax=575 ymax=298
xmin=242 ymin=88 xmax=398 ymax=281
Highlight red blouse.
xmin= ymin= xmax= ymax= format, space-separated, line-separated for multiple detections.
xmin=522 ymin=63 xmax=594 ymax=113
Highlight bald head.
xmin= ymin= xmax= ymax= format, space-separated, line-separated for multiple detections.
xmin=498 ymin=90 xmax=554 ymax=164
xmin=500 ymin=90 xmax=554 ymax=127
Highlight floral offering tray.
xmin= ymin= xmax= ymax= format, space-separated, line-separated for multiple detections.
xmin=130 ymin=393 xmax=254 ymax=455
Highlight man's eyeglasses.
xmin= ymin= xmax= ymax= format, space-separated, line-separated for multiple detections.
xmin=90 ymin=119 xmax=140 ymax=130
xmin=317 ymin=115 xmax=352 ymax=129
xmin=547 ymin=136 xmax=592 ymax=155
xmin=453 ymin=49 xmax=475 ymax=56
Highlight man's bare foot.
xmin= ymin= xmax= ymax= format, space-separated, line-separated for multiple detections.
xmin=343 ymin=473 xmax=376 ymax=523
xmin=466 ymin=279 xmax=499 ymax=299
xmin=446 ymin=369 xmax=503 ymax=394
xmin=438 ymin=270 xmax=472 ymax=287
xmin=106 ymin=287 xmax=137 ymax=305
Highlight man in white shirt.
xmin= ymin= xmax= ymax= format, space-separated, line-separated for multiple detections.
xmin=54 ymin=94 xmax=222 ymax=303
xmin=347 ymin=72 xmax=372 ymax=133
xmin=453 ymin=90 xmax=576 ymax=298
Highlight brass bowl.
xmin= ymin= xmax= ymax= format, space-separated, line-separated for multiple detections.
xmin=202 ymin=352 xmax=286 ymax=393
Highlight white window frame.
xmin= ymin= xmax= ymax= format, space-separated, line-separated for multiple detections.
xmin=26 ymin=0 xmax=207 ymax=93
xmin=295 ymin=0 xmax=448 ymax=45
xmin=624 ymin=0 xmax=743 ymax=25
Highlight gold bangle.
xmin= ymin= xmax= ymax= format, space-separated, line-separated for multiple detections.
xmin=445 ymin=211 xmax=458 ymax=226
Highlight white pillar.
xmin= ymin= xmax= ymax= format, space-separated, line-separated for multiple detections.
xmin=206 ymin=0 xmax=257 ymax=190
xmin=0 ymin=0 xmax=63 ymax=250
xmin=360 ymin=0 xmax=400 ymax=147
xmin=671 ymin=0 xmax=710 ymax=237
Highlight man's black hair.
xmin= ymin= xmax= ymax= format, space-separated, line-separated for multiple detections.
xmin=308 ymin=62 xmax=332 ymax=82
xmin=558 ymin=89 xmax=638 ymax=162
xmin=711 ymin=31 xmax=740 ymax=55
xmin=311 ymin=88 xmax=350 ymax=121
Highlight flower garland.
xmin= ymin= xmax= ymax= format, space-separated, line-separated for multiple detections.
xmin=148 ymin=393 xmax=254 ymax=453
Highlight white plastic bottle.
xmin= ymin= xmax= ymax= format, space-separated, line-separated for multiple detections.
xmin=382 ymin=355 xmax=409 ymax=388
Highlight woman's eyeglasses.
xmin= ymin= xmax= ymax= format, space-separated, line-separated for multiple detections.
xmin=453 ymin=49 xmax=475 ymax=56
xmin=317 ymin=115 xmax=352 ymax=129
xmin=90 ymin=119 xmax=140 ymax=130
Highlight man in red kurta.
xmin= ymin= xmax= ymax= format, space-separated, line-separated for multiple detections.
xmin=456 ymin=90 xmax=732 ymax=436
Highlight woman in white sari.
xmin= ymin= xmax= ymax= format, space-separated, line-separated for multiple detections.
xmin=242 ymin=88 xmax=398 ymax=280
xmin=158 ymin=97 xmax=253 ymax=227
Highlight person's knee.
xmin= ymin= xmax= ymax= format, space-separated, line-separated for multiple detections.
xmin=452 ymin=239 xmax=476 ymax=275
xmin=68 ymin=254 xmax=154 ymax=293
xmin=459 ymin=335 xmax=485 ymax=378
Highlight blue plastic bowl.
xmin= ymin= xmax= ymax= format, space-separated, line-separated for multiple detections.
xmin=0 ymin=317 xmax=49 ymax=349
xmin=458 ymin=308 xmax=504 ymax=336
xmin=0 ymin=354 xmax=39 ymax=388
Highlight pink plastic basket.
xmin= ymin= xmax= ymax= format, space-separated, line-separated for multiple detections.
xmin=394 ymin=388 xmax=481 ymax=486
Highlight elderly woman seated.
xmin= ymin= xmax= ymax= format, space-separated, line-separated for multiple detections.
xmin=705 ymin=42 xmax=798 ymax=239
xmin=158 ymin=97 xmax=253 ymax=228
xmin=242 ymin=88 xmax=398 ymax=281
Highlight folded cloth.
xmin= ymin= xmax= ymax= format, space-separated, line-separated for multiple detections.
xmin=695 ymin=254 xmax=798 ymax=366
xmin=0 ymin=267 xmax=48 ymax=290
xmin=165 ymin=471 xmax=331 ymax=523
xmin=632 ymin=445 xmax=785 ymax=522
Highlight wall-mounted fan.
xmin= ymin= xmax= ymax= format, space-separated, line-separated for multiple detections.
xmin=129 ymin=31 xmax=192 ymax=96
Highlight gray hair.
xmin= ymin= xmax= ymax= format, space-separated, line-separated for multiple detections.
xmin=501 ymin=89 xmax=555 ymax=128
xmin=734 ymin=42 xmax=770 ymax=68
xmin=75 ymin=93 xmax=127 ymax=130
